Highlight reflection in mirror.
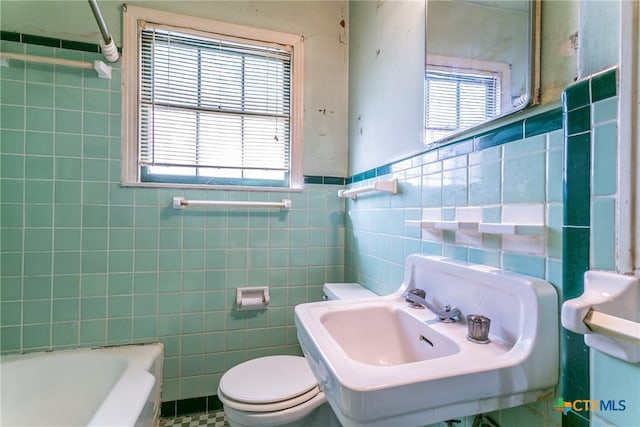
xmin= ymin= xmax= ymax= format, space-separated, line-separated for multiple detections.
xmin=425 ymin=0 xmax=536 ymax=145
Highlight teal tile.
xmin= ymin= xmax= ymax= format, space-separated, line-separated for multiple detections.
xmin=82 ymin=228 xmax=108 ymax=250
xmin=562 ymin=226 xmax=590 ymax=300
xmin=26 ymin=83 xmax=53 ymax=107
xmin=110 ymin=206 xmax=137 ymax=229
xmin=83 ymin=135 xmax=109 ymax=158
xmin=0 ymin=326 xmax=21 ymax=353
xmin=504 ymin=134 xmax=546 ymax=157
xmin=80 ymin=319 xmax=106 ymax=344
xmin=25 ymin=62 xmax=54 ymax=85
xmin=503 ymin=152 xmax=545 ymax=203
xmin=158 ymin=250 xmax=182 ymax=271
xmin=81 ymin=251 xmax=108 ymax=273
xmin=591 ymin=197 xmax=615 ymax=270
xmin=24 ymin=228 xmax=52 ymax=251
xmin=502 ymin=253 xmax=545 ymax=278
xmin=55 ymin=110 xmax=82 ymax=134
xmin=54 ymin=181 xmax=82 ymax=203
xmin=1 ymin=105 xmax=25 ymax=130
xmin=107 ymin=273 xmax=133 ymax=295
xmin=160 ymin=229 xmax=182 ymax=249
xmin=1 ymin=80 xmax=25 ymax=104
xmin=55 ymin=65 xmax=85 ymax=87
xmin=591 ymin=67 xmax=617 ymax=102
xmin=23 ymin=276 xmax=52 ymax=300
xmin=23 ymin=300 xmax=51 ymax=324
xmin=1 ymin=154 xmax=24 ymax=178
xmin=83 ymin=182 xmax=109 ymax=204
xmin=547 ymin=205 xmax=563 ymax=259
xmin=25 ymin=107 xmax=53 ymax=132
xmin=1 ymin=228 xmax=23 ymax=252
xmin=81 ymin=297 xmax=106 ymax=320
xmin=0 ymin=278 xmax=21 ymax=301
xmin=2 ymin=130 xmax=25 ymax=154
xmin=23 ymin=252 xmax=52 ymax=276
xmin=469 ymin=249 xmax=502 ymax=267
xmin=134 ymin=294 xmax=157 ymax=316
xmin=563 ymin=78 xmax=590 ymax=111
xmin=183 ymin=271 xmax=204 ymax=291
xmin=83 ymin=89 xmax=110 ymax=113
xmin=25 ymin=132 xmax=53 ymax=156
xmin=1 ymin=253 xmax=23 ymax=277
xmin=524 ymin=107 xmax=563 ymax=137
xmin=469 ymin=161 xmax=501 ymax=205
xmin=182 ymin=334 xmax=204 ymax=356
xmin=592 ymin=97 xmax=617 ymax=124
xmin=52 ymin=322 xmax=78 ymax=346
xmin=1 ymin=180 xmax=24 ymax=203
xmin=81 ymin=274 xmax=107 ymax=297
xmin=55 ymin=157 xmax=82 ymax=180
xmin=55 ymin=86 xmax=83 ymax=110
xmin=182 ymin=313 xmax=204 ymax=334
xmin=55 ymin=134 xmax=82 ymax=156
xmin=182 ymin=292 xmax=204 ymax=313
xmin=53 ymin=299 xmax=79 ymax=322
xmin=134 ymin=272 xmax=157 ymax=293
xmin=547 ymin=149 xmax=563 ymax=202
xmin=83 ymin=205 xmax=108 ymax=227
xmin=567 ymin=105 xmax=591 ymax=136
xmin=25 ymin=180 xmax=54 ymax=203
xmin=108 ymin=250 xmax=134 ymax=273
xmin=1 ymin=301 xmax=22 ymax=325
xmin=592 ymin=122 xmax=617 ymax=196
xmin=591 ymin=351 xmax=640 ymax=426
xmin=562 ymin=329 xmax=590 ymax=410
xmin=564 ymin=133 xmax=591 ymax=226
xmin=109 ymin=229 xmax=134 ymax=250
xmin=82 ymin=159 xmax=109 ymax=181
xmin=107 ymin=318 xmax=132 ymax=343
xmin=25 ymin=156 xmax=54 ymax=179
xmin=84 ymin=112 xmax=109 ymax=136
xmin=53 ymin=276 xmax=80 ymax=298
xmin=23 ymin=323 xmax=51 ymax=349
xmin=132 ymin=316 xmax=156 ymax=339
xmin=441 ymin=168 xmax=467 ymax=206
xmin=54 ymin=204 xmax=81 ymax=228
xmin=107 ymin=295 xmax=133 ymax=318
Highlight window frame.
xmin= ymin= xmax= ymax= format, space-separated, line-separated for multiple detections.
xmin=121 ymin=5 xmax=304 ymax=191
xmin=424 ymin=54 xmax=511 ymax=144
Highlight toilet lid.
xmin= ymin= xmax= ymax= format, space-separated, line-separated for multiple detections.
xmin=219 ymin=355 xmax=318 ymax=404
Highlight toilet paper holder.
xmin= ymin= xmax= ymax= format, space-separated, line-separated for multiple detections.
xmin=236 ymin=287 xmax=270 ymax=311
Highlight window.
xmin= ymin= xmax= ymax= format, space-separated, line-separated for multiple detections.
xmin=424 ymin=55 xmax=510 ymax=144
xmin=122 ymin=6 xmax=304 ymax=190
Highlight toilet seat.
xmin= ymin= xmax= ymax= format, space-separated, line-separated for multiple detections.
xmin=218 ymin=355 xmax=321 ymax=412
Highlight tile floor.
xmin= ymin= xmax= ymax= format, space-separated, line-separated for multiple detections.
xmin=159 ymin=411 xmax=228 ymax=427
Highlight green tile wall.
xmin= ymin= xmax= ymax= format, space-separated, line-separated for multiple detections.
xmin=0 ymin=40 xmax=345 ymax=402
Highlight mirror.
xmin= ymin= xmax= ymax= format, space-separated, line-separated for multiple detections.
xmin=424 ymin=0 xmax=538 ymax=145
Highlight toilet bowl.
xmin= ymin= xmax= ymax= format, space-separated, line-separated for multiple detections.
xmin=218 ymin=283 xmax=377 ymax=427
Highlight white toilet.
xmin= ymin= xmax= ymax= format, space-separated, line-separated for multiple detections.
xmin=217 ymin=283 xmax=377 ymax=427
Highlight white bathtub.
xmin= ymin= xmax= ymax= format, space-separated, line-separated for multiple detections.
xmin=0 ymin=343 xmax=163 ymax=427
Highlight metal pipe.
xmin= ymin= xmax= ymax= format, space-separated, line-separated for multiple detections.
xmin=87 ymin=0 xmax=119 ymax=62
xmin=88 ymin=0 xmax=110 ymax=43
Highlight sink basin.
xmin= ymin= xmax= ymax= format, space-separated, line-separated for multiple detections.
xmin=295 ymin=255 xmax=559 ymax=427
xmin=320 ymin=304 xmax=459 ymax=366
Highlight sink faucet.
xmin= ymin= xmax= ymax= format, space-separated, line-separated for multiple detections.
xmin=403 ymin=289 xmax=461 ymax=323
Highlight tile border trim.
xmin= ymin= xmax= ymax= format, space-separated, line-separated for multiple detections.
xmin=348 ymin=106 xmax=564 ymax=184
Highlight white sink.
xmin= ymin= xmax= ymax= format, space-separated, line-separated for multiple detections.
xmin=320 ymin=304 xmax=459 ymax=366
xmin=295 ymin=255 xmax=559 ymax=427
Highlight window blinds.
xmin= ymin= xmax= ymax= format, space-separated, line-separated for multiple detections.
xmin=425 ymin=69 xmax=502 ymax=141
xmin=139 ymin=24 xmax=292 ymax=182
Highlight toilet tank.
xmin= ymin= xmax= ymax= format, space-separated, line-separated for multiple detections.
xmin=323 ymin=283 xmax=378 ymax=300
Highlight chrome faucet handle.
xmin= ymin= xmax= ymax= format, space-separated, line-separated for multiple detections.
xmin=404 ymin=289 xmax=426 ymax=309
